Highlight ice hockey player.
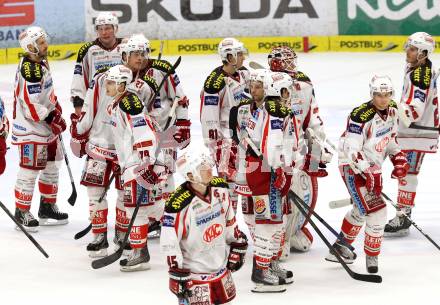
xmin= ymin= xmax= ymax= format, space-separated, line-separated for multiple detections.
xmin=70 ymin=60 xmax=132 ymax=257
xmin=200 ymin=37 xmax=250 ymax=213
xmin=130 ymin=33 xmax=191 ymax=239
xmin=231 ymin=70 xmax=295 ymax=292
xmin=160 ymin=144 xmax=248 ymax=304
xmin=107 ymin=64 xmax=160 ymax=271
xmin=385 ymin=32 xmax=439 ymax=237
xmin=268 ymin=46 xmax=332 ymax=255
xmin=327 ymin=75 xmax=409 ymax=274
xmin=12 ymin=26 xmax=68 ymax=231
xmin=71 ymin=12 xmax=122 ymax=116
xmin=0 ymin=96 xmax=9 ymax=176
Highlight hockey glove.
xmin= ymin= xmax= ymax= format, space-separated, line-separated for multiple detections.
xmin=45 ymin=109 xmax=66 ymax=136
xmin=227 ymin=239 xmax=248 ymax=272
xmin=390 ymin=152 xmax=410 ymax=179
xmin=273 ymin=167 xmax=287 ymax=190
xmin=138 ymin=164 xmax=159 ymax=186
xmin=0 ymin=136 xmax=6 ymax=175
xmin=169 ymin=268 xmax=193 ymax=300
xmin=173 ymin=119 xmax=191 ymax=148
xmin=69 ymin=113 xmax=88 ymax=158
xmin=363 ymin=165 xmax=382 ymax=196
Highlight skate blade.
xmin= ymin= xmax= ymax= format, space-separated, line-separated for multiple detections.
xmin=39 ymin=218 xmax=69 ymax=226
xmin=15 ymin=225 xmax=38 ymax=233
xmin=88 ymin=248 xmax=108 ymax=258
xmin=251 ymin=283 xmax=286 ymax=293
xmin=325 ymin=253 xmax=354 ymax=264
xmin=120 ymin=262 xmax=150 ymax=272
xmin=384 ymin=229 xmax=409 ymax=237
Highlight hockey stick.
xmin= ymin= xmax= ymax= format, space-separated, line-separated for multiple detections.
xmin=380 ymin=191 xmax=440 ymax=251
xmin=74 ymin=173 xmax=116 ymax=240
xmin=249 ymin=61 xmax=265 ymax=69
xmin=59 ymin=134 xmax=77 ymax=206
xmin=0 ymin=201 xmax=49 ymax=258
xmin=289 ymin=191 xmax=355 ymax=251
xmin=329 ymin=198 xmax=352 ymax=209
xmin=288 ymin=191 xmax=382 ymax=283
xmin=91 ymin=186 xmax=147 ymax=269
xmin=158 ymin=41 xmax=164 ymax=60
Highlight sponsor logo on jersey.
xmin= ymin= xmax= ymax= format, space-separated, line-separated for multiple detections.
xmin=376 ymin=126 xmax=392 ymax=137
xmin=13 ymin=123 xmax=26 ymax=131
xmin=204 ymin=95 xmax=219 ymax=106
xmin=203 ymin=223 xmax=223 ymax=243
xmin=270 ymin=119 xmax=283 ymax=130
xmin=22 ymin=144 xmax=34 ymax=166
xmin=196 ymin=210 xmax=221 ymax=226
xmin=375 ymin=136 xmax=389 ymax=152
xmin=44 ymin=78 xmax=53 ymax=89
xmin=346 ymin=170 xmax=366 ymax=215
xmin=74 ymin=64 xmax=82 ymax=75
xmin=162 ymin=215 xmax=175 ymax=227
xmin=414 ymin=90 xmax=426 ymax=102
xmin=27 ymin=84 xmax=41 ymax=94
xmin=132 ymin=117 xmax=147 ymax=128
xmin=269 ymin=184 xmax=278 ymax=216
xmin=254 ymin=198 xmax=266 ymax=214
xmin=348 ymin=123 xmax=362 ymax=134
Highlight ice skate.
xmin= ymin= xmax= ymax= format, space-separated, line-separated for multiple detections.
xmin=270 ymin=259 xmax=293 ymax=284
xmin=120 ymin=245 xmax=150 ymax=272
xmin=251 ymin=266 xmax=287 ymax=293
xmin=15 ymin=208 xmax=39 ymax=232
xmin=366 ymin=255 xmax=378 ymax=273
xmin=384 ymin=210 xmax=411 ymax=237
xmin=38 ymin=200 xmax=68 ymax=226
xmin=325 ymin=241 xmax=357 ymax=264
xmin=87 ymin=232 xmax=109 ymax=258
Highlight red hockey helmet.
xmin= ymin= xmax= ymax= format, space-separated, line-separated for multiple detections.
xmin=268 ymin=46 xmax=298 ymax=73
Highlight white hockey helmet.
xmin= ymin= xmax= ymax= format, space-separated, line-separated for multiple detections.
xmin=264 ymin=71 xmax=294 ymax=99
xmin=405 ymin=32 xmax=435 ymax=58
xmin=176 ymin=144 xmax=215 ymax=183
xmin=120 ymin=34 xmax=148 ymax=64
xmin=130 ymin=33 xmax=151 ymax=58
xmin=95 ymin=12 xmax=119 ymax=29
xmin=249 ymin=69 xmax=268 ymax=84
xmin=369 ymin=75 xmax=394 ymax=98
xmin=218 ymin=37 xmax=247 ymax=63
xmin=19 ymin=26 xmax=48 ymax=54
xmin=268 ymin=46 xmax=298 ymax=73
xmin=106 ymin=65 xmax=133 ymax=85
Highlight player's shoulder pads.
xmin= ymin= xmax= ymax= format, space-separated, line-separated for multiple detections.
xmin=410 ymin=62 xmax=432 ymax=90
xmin=76 ymin=41 xmax=96 ymax=63
xmin=20 ymin=57 xmax=43 ymax=82
xmin=350 ymin=101 xmax=376 ymax=123
xmin=165 ymin=182 xmax=195 ymax=213
xmin=295 ymin=71 xmax=311 ymax=83
xmin=265 ymin=100 xmax=290 ymax=118
xmin=209 ymin=177 xmax=229 ymax=188
xmin=151 ymin=59 xmax=174 ymax=74
xmin=204 ymin=66 xmax=226 ymax=94
xmin=142 ymin=74 xmax=159 ymax=94
xmin=119 ymin=92 xmax=144 ymax=115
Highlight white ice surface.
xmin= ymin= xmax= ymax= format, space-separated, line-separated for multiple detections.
xmin=0 ymin=53 xmax=439 ymax=305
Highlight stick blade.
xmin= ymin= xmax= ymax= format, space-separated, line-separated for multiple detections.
xmin=91 ymin=249 xmax=123 ymax=269
xmin=68 ymin=182 xmax=77 ymax=206
xmin=352 ymin=272 xmax=383 ymax=283
xmin=74 ymin=224 xmax=92 ymax=240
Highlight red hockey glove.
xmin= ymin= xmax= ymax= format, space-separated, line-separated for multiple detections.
xmin=69 ymin=113 xmax=88 ymax=158
xmin=273 ymin=167 xmax=287 ymax=190
xmin=227 ymin=235 xmax=248 ymax=272
xmin=173 ymin=119 xmax=191 ymax=147
xmin=0 ymin=136 xmax=6 ymax=175
xmin=169 ymin=268 xmax=193 ymax=300
xmin=390 ymin=152 xmax=410 ymax=179
xmin=363 ymin=165 xmax=382 ymax=196
xmin=138 ymin=165 xmax=159 ymax=185
xmin=45 ymin=109 xmax=66 ymax=136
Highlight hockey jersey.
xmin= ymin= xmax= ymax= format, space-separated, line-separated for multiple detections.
xmin=76 ymin=70 xmax=117 ymax=161
xmin=397 ymin=60 xmax=439 ymax=152
xmin=160 ymin=178 xmax=241 ymax=274
xmin=339 ymin=101 xmax=401 ymax=171
xmin=200 ymin=66 xmax=250 ymax=148
xmin=0 ymin=96 xmax=9 ymax=138
xmin=12 ymin=56 xmax=58 ymax=144
xmin=71 ymin=38 xmax=123 ymax=103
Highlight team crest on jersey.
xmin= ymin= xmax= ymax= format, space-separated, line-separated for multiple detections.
xmin=203 ymin=223 xmax=223 ymax=243
xmin=375 ymin=136 xmax=390 ymax=152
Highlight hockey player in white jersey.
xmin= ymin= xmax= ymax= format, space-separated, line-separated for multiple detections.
xmin=326 ymin=76 xmax=409 ymax=273
xmin=0 ymin=96 xmax=9 ymax=176
xmin=70 ymin=66 xmax=130 ymax=257
xmin=106 ymin=65 xmax=160 ymax=271
xmin=12 ymin=26 xmax=68 ymax=231
xmin=200 ymin=37 xmax=250 ymax=213
xmin=71 ymin=12 xmax=122 ymax=116
xmin=160 ymin=144 xmax=248 ymax=304
xmin=385 ymin=32 xmax=439 ymax=236
xmin=268 ymin=46 xmax=332 ymax=255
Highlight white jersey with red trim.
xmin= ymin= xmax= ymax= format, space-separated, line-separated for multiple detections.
xmin=0 ymin=97 xmax=9 ymax=137
xmin=140 ymin=59 xmax=188 ymax=130
xmin=339 ymin=101 xmax=401 ymax=170
xmin=160 ymin=178 xmax=241 ymax=274
xmin=397 ymin=60 xmax=439 ymax=152
xmin=110 ymin=91 xmax=158 ymax=184
xmin=12 ymin=56 xmax=58 ymax=145
xmin=71 ymin=39 xmax=122 ymax=103
xmin=76 ymin=71 xmax=117 ymax=161
xmin=200 ymin=66 xmax=250 ymax=148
